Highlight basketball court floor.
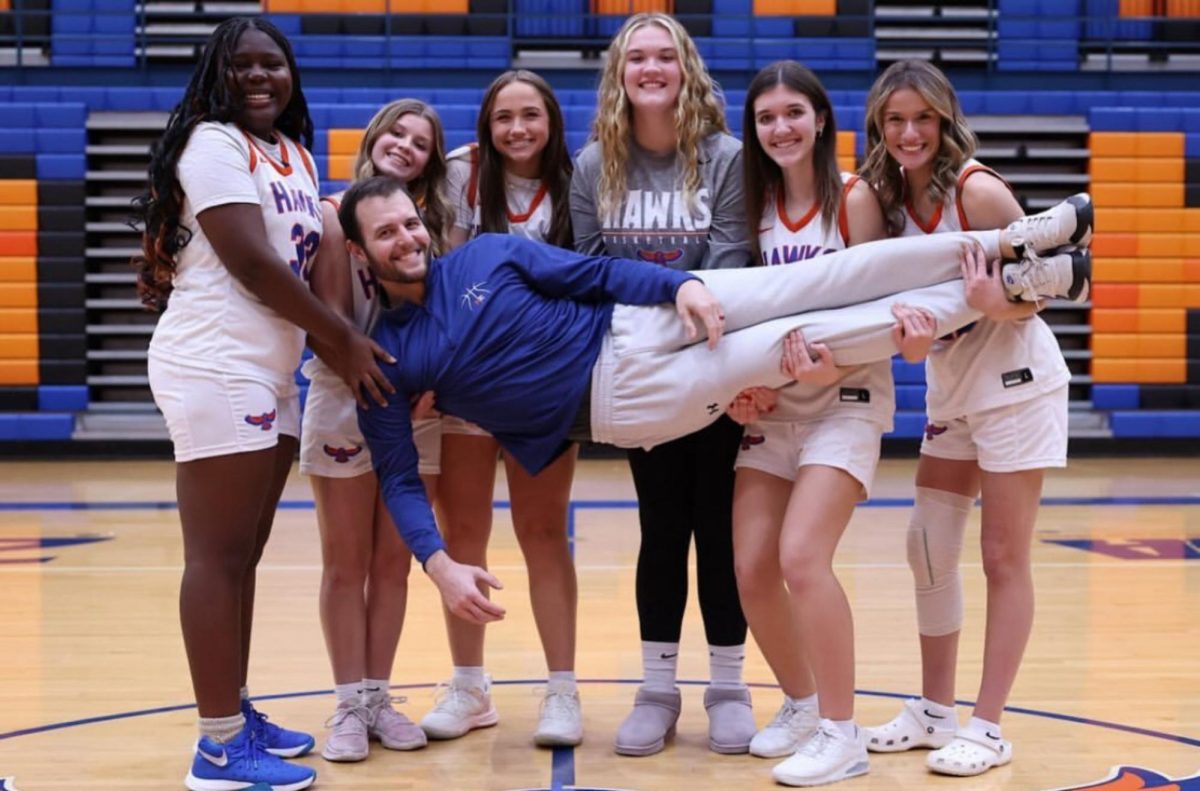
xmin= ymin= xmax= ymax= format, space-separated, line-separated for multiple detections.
xmin=0 ymin=456 xmax=1197 ymax=790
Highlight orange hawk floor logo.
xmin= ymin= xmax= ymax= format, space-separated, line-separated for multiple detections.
xmin=1048 ymin=766 xmax=1200 ymax=790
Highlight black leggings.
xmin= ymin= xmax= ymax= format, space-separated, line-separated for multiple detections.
xmin=628 ymin=415 xmax=747 ymax=647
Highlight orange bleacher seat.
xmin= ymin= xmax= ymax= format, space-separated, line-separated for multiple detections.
xmin=0 ymin=257 xmax=36 ymax=283
xmin=1090 ymin=158 xmax=1183 ymax=183
xmin=0 ymin=309 xmax=36 ymax=333
xmin=1094 ymin=208 xmax=1137 ymax=232
xmin=1134 ymin=133 xmax=1185 ymax=158
xmin=1093 ymin=183 xmax=1184 ymax=209
xmin=262 ymin=0 xmax=303 ymax=10
xmin=0 ymin=283 xmax=36 ymax=308
xmin=1119 ymin=0 xmax=1155 ymax=14
xmin=1132 ymin=208 xmax=1200 ymax=232
xmin=0 ymin=231 xmax=36 ymax=257
xmin=1092 ymin=334 xmax=1186 ymax=358
xmin=754 ymin=0 xmax=835 ymax=13
xmin=1093 ymin=358 xmax=1186 ymax=383
xmin=1090 ymin=133 xmax=1138 ymax=157
xmin=1139 ymin=283 xmax=1200 ymax=307
xmin=595 ymin=0 xmax=672 ymax=14
xmin=328 ymin=129 xmax=365 ymax=157
xmin=1137 ymin=234 xmax=1187 ymax=258
xmin=1093 ymin=257 xmax=1140 ymax=281
xmin=0 ymin=207 xmax=36 ymax=232
xmin=0 ymin=360 xmax=37 ymax=385
xmin=0 ymin=181 xmax=36 ymax=206
xmin=1090 ymin=283 xmax=1139 ymax=308
xmin=329 ymin=155 xmax=355 ymax=182
xmin=1185 ymin=259 xmax=1200 ymax=282
xmin=1091 ymin=308 xmax=1186 ymax=333
xmin=340 ymin=0 xmax=388 ymax=10
xmin=1092 ymin=233 xmax=1138 ymax=257
xmin=0 ymin=0 xmax=10 ymax=12
xmin=1166 ymin=0 xmax=1200 ymax=16
xmin=0 ymin=334 xmax=37 ymax=359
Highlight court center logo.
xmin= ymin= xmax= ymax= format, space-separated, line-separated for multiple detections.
xmin=1047 ymin=765 xmax=1200 ymax=790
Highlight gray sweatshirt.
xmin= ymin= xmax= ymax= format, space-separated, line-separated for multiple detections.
xmin=569 ymin=131 xmax=751 ymax=271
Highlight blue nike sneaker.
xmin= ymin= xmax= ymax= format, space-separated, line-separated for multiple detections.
xmin=184 ymin=723 xmax=316 ymax=791
xmin=242 ymin=699 xmax=316 ymax=758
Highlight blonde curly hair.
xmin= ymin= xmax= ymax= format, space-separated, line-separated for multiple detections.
xmin=591 ymin=12 xmax=727 ymax=220
xmin=352 ymin=99 xmax=453 ymax=256
xmin=860 ymin=60 xmax=977 ymax=237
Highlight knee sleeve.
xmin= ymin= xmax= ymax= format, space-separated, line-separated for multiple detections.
xmin=906 ymin=486 xmax=973 ymax=636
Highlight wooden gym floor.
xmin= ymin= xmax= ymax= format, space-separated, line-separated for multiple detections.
xmin=0 ymin=456 xmax=1197 ymax=790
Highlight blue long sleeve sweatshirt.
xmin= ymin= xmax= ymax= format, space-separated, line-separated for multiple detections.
xmin=359 ymin=233 xmax=695 ymax=564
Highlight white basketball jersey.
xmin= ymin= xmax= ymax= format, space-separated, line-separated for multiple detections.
xmin=899 ymin=159 xmax=1069 ymax=420
xmin=302 ymin=194 xmax=382 ymax=382
xmin=446 ymin=143 xmax=555 ymax=243
xmin=149 ymin=121 xmax=322 ymax=387
xmin=758 ymin=174 xmax=894 ymax=429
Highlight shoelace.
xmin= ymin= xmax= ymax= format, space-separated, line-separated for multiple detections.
xmin=767 ymin=702 xmax=802 ymax=730
xmin=797 ymin=725 xmax=837 ymax=758
xmin=431 ymin=682 xmax=481 ymax=716
xmin=324 ymin=704 xmax=371 ymax=729
xmin=539 ymin=689 xmax=578 ymax=721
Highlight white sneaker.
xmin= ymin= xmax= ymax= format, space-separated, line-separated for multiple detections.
xmin=749 ymin=698 xmax=819 ymax=758
xmin=772 ymin=720 xmax=869 ymax=787
xmin=419 ymin=675 xmax=499 ymax=740
xmin=321 ymin=700 xmax=371 ymax=762
xmin=1001 ymin=245 xmax=1091 ymax=303
xmin=863 ymin=698 xmax=956 ymax=753
xmin=533 ymin=684 xmax=583 ymax=747
xmin=1005 ymin=193 xmax=1093 ymax=252
xmin=927 ymin=729 xmax=1012 ymax=776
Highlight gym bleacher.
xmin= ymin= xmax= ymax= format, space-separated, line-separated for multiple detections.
xmin=1 ymin=1 xmax=1198 ymax=446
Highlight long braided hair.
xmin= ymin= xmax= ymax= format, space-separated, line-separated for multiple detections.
xmin=131 ymin=17 xmax=312 ymax=311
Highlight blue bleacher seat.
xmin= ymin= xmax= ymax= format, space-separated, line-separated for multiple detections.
xmin=37 ymin=386 xmax=89 ymax=412
xmin=1110 ymin=411 xmax=1200 ymax=438
xmin=892 ymin=357 xmax=925 ymax=385
xmin=0 ymin=130 xmax=36 ymax=153
xmin=37 ymin=154 xmax=87 ymax=180
xmin=0 ymin=413 xmax=75 ymax=440
xmin=894 ymin=385 xmax=927 ymax=412
xmin=885 ymin=412 xmax=927 ymax=439
xmin=1091 ymin=384 xmax=1139 ymax=410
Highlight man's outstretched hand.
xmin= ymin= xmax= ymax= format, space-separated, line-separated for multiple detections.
xmin=425 ymin=551 xmax=506 ymax=625
xmin=675 ymin=279 xmax=725 ymax=349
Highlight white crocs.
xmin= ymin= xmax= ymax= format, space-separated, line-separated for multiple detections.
xmin=863 ymin=698 xmax=955 ymax=753
xmin=926 ymin=729 xmax=1012 ymax=777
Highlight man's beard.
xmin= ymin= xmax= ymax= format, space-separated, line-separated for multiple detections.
xmin=367 ymin=248 xmax=427 ymax=284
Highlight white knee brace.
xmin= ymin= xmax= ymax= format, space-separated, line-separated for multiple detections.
xmin=906 ymin=486 xmax=974 ymax=636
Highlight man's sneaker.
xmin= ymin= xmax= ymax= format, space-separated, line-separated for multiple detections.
xmin=1005 ymin=193 xmax=1093 ymax=252
xmin=927 ymin=729 xmax=1013 ymax=776
xmin=185 ymin=723 xmax=316 ymax=791
xmin=241 ymin=699 xmax=316 ymax=758
xmin=771 ymin=720 xmax=869 ymax=787
xmin=419 ymin=675 xmax=499 ymax=740
xmin=533 ymin=684 xmax=584 ymax=747
xmin=863 ymin=698 xmax=956 ymax=753
xmin=365 ymin=692 xmax=427 ymax=751
xmin=1001 ymin=245 xmax=1091 ymax=303
xmin=321 ymin=699 xmax=370 ymax=763
xmin=750 ymin=698 xmax=819 ymax=758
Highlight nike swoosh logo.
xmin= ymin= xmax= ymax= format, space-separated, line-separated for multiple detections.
xmin=659 ymin=653 xmax=678 ymax=659
xmin=985 ymin=731 xmax=1001 ymax=741
xmin=923 ymin=709 xmax=947 ymax=720
xmin=200 ymin=747 xmax=229 ymax=767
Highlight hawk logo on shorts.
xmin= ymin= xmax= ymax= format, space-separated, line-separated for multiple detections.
xmin=323 ymin=445 xmax=364 ymax=463
xmin=460 ymin=281 xmax=491 ymax=311
xmin=1047 ymin=765 xmax=1200 ymax=790
xmin=924 ymin=423 xmax=947 ymax=441
xmin=741 ymin=434 xmax=765 ymax=451
xmin=636 ymin=248 xmax=684 ymax=266
xmin=244 ymin=410 xmax=277 ymax=431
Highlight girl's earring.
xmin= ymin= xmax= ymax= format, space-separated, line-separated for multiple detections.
xmin=817 ymin=126 xmax=824 ymax=138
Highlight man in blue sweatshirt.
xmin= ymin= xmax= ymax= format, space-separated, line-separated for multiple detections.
xmin=340 ymin=176 xmax=1091 ymax=623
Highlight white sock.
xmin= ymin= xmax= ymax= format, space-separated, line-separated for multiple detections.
xmin=362 ymin=678 xmax=389 ymax=702
xmin=921 ymin=697 xmax=956 ymax=720
xmin=641 ymin=641 xmax=679 ymax=692
xmin=547 ymin=670 xmax=577 ymax=693
xmin=452 ymin=666 xmax=486 ymax=690
xmin=787 ymin=692 xmax=819 ymax=711
xmin=829 ymin=718 xmax=858 ymax=739
xmin=708 ymin=643 xmax=746 ymax=690
xmin=198 ymin=713 xmax=245 ymax=744
xmin=335 ymin=682 xmax=361 ymax=705
xmin=966 ymin=715 xmax=1001 ymax=739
